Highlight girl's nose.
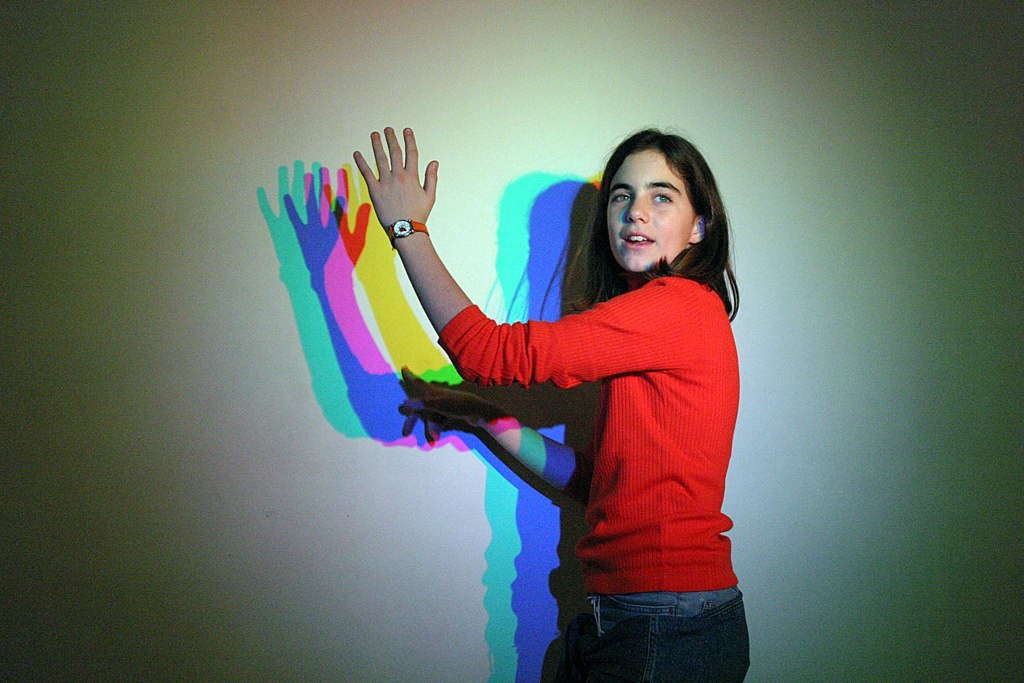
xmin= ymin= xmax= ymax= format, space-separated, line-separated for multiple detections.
xmin=628 ymin=199 xmax=648 ymax=222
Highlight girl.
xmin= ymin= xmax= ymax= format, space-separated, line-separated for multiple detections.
xmin=354 ymin=127 xmax=748 ymax=681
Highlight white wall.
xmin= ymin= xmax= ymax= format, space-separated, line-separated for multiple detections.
xmin=4 ymin=2 xmax=1021 ymax=680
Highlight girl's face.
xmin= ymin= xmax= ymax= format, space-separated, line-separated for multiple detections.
xmin=606 ymin=150 xmax=703 ymax=273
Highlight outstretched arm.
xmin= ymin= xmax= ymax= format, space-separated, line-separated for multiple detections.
xmin=400 ymin=369 xmax=577 ymax=491
xmin=353 ymin=127 xmax=472 ymax=333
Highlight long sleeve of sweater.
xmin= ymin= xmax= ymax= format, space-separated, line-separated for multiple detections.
xmin=438 ymin=277 xmax=721 ymax=389
xmin=438 ymin=276 xmax=741 ymax=594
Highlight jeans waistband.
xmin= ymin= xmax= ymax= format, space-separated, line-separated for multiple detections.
xmin=588 ymin=587 xmax=741 ymax=636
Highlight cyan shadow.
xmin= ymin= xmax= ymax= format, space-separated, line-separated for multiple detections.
xmin=258 ymin=166 xmax=600 ymax=682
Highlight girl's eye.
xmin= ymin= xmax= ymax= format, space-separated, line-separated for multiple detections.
xmin=654 ymin=194 xmax=671 ymax=203
xmin=610 ymin=193 xmax=629 ymax=203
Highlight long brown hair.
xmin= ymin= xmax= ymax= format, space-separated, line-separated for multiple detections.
xmin=567 ymin=129 xmax=739 ymax=320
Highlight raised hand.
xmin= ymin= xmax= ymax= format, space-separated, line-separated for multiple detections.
xmin=345 ymin=140 xmax=458 ymax=375
xmin=399 ymin=367 xmax=507 ymax=443
xmin=353 ymin=127 xmax=438 ymax=229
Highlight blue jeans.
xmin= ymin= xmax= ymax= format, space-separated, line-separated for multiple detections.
xmin=557 ymin=588 xmax=749 ymax=682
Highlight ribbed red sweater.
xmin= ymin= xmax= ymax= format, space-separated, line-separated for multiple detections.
xmin=438 ymin=277 xmax=739 ymax=594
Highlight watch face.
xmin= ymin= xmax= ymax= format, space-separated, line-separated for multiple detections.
xmin=392 ymin=220 xmax=413 ymax=238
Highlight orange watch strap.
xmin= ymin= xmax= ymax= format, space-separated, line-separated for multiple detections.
xmin=387 ymin=220 xmax=429 ymax=247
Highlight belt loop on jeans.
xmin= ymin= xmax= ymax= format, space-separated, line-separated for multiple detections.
xmin=588 ymin=595 xmax=603 ymax=636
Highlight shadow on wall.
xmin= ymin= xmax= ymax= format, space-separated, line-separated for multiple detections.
xmin=258 ymin=166 xmax=601 ymax=682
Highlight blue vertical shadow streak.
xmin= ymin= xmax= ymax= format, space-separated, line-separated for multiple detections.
xmin=261 ymin=164 xmax=366 ymax=438
xmin=282 ymin=175 xmax=412 ymax=445
xmin=510 ymin=180 xmax=585 ymax=683
xmin=267 ymin=167 xmax=531 ymax=679
xmin=281 ymin=173 xmax=524 ymax=466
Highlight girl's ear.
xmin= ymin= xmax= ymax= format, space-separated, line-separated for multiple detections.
xmin=689 ymin=216 xmax=706 ymax=244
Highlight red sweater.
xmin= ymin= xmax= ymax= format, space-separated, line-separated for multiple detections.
xmin=438 ymin=277 xmax=739 ymax=594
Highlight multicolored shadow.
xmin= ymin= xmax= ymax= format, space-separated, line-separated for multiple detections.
xmin=258 ymin=164 xmax=592 ymax=682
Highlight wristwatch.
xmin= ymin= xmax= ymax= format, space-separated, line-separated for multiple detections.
xmin=387 ymin=220 xmax=429 ymax=247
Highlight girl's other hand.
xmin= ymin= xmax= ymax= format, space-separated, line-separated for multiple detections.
xmin=399 ymin=367 xmax=506 ymax=443
xmin=353 ymin=127 xmax=438 ymax=229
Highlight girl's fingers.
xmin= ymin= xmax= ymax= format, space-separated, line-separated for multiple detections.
xmin=401 ymin=412 xmax=418 ymax=437
xmin=425 ymin=421 xmax=441 ymax=444
xmin=399 ymin=397 xmax=425 ymax=414
xmin=400 ymin=367 xmax=425 ymax=390
xmin=352 ymin=150 xmax=375 ymax=184
xmin=403 ymin=128 xmax=418 ymax=172
xmin=400 ymin=366 xmax=418 ymax=386
xmin=400 ymin=368 xmax=443 ymax=401
xmin=423 ymin=160 xmax=438 ymax=199
xmin=384 ymin=127 xmax=404 ymax=174
xmin=370 ymin=131 xmax=390 ymax=176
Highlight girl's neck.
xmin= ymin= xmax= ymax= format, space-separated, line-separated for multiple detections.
xmin=622 ymin=271 xmax=647 ymax=291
